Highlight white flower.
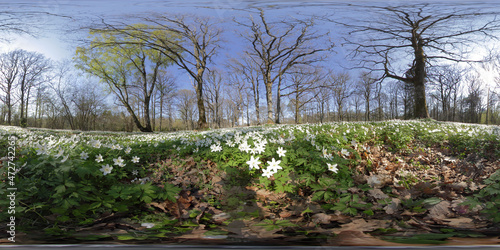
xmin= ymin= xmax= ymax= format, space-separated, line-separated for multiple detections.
xmin=250 ymin=148 xmax=258 ymax=155
xmin=226 ymin=140 xmax=235 ymax=147
xmin=267 ymin=158 xmax=282 ymax=173
xmin=95 ymin=154 xmax=104 ymax=163
xmin=100 ymin=164 xmax=113 ymax=175
xmin=80 ymin=151 xmax=89 ymax=160
xmin=54 ymin=149 xmax=64 ymax=158
xmin=327 ymin=163 xmax=338 ymax=173
xmin=132 ymin=170 xmax=139 ymax=175
xmin=210 ymin=143 xmax=222 ymax=152
xmin=246 ymin=156 xmax=261 ymax=170
xmin=141 ymin=222 xmax=155 ymax=228
xmin=341 ymin=148 xmax=350 ymax=158
xmin=125 ymin=147 xmax=132 ymax=154
xmin=36 ymin=144 xmax=48 ymax=155
xmin=322 ymin=148 xmax=328 ymax=156
xmin=278 ymin=137 xmax=285 ymax=145
xmin=132 ymin=156 xmax=140 ymax=163
xmin=113 ymin=156 xmax=125 ymax=167
xmin=277 ymin=147 xmax=287 ymax=158
xmin=238 ymin=141 xmax=250 ymax=153
xmin=91 ymin=139 xmax=101 ymax=148
xmin=61 ymin=154 xmax=69 ymax=163
xmin=255 ymin=144 xmax=266 ymax=154
xmin=262 ymin=167 xmax=275 ymax=178
xmin=138 ymin=177 xmax=150 ymax=184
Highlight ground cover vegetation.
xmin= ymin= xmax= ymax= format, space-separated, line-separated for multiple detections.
xmin=1 ymin=119 xmax=500 ymax=245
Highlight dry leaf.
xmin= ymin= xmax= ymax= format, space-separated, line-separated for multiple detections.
xmin=332 ymin=219 xmax=390 ymax=234
xmin=427 ymin=200 xmax=451 ymax=220
xmin=368 ymin=188 xmax=389 ymax=200
xmin=312 ymin=213 xmax=331 ymax=224
xmin=384 ymin=198 xmax=401 ymax=215
xmin=332 ymin=231 xmax=407 ymax=246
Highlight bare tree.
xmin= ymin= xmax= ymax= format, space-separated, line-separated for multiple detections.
xmin=337 ymin=3 xmax=500 ymax=119
xmin=225 ymin=73 xmax=246 ymax=127
xmin=71 ymin=80 xmax=108 ymax=131
xmin=236 ymin=8 xmax=334 ymax=124
xmin=312 ymin=80 xmax=331 ymax=123
xmin=204 ymin=69 xmax=224 ymax=128
xmin=16 ymin=50 xmax=51 ymax=127
xmin=230 ymin=56 xmax=262 ymax=125
xmin=49 ymin=61 xmax=78 ymax=129
xmin=355 ymin=71 xmax=377 ymax=121
xmin=176 ymin=89 xmax=197 ymax=130
xmin=428 ymin=65 xmax=463 ymax=121
xmin=463 ymin=73 xmax=484 ymax=123
xmin=328 ymin=72 xmax=354 ymax=121
xmin=386 ymin=81 xmax=400 ymax=119
xmin=155 ymin=70 xmax=176 ymax=131
xmin=0 ymin=50 xmax=21 ymax=125
xmin=282 ymin=67 xmax=323 ymax=124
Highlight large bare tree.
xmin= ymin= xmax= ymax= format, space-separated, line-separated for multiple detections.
xmin=337 ymin=3 xmax=500 ymax=119
xmin=236 ymin=8 xmax=334 ymax=124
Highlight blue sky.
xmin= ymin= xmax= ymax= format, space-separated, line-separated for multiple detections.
xmin=1 ymin=0 xmax=499 ymax=90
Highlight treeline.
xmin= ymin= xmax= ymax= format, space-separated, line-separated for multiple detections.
xmin=0 ymin=50 xmax=498 ymax=132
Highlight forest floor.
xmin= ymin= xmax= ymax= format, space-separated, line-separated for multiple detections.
xmin=3 ymin=140 xmax=500 ymax=246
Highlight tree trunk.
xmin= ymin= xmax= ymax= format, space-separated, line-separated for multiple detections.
xmin=195 ymin=76 xmax=208 ymax=129
xmin=265 ymin=79 xmax=274 ymax=124
xmin=254 ymin=84 xmax=261 ymax=125
xmin=159 ymin=92 xmax=163 ymax=131
xmin=275 ymin=73 xmax=283 ymax=124
xmin=412 ymin=37 xmax=430 ymax=119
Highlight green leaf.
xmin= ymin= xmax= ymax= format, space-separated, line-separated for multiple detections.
xmin=422 ymin=197 xmax=441 ymax=206
xmin=55 ymin=185 xmax=66 ymax=194
xmin=301 ymin=207 xmax=313 ymax=214
xmin=117 ymin=234 xmax=136 ymax=241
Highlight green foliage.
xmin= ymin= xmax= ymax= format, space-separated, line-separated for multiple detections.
xmin=382 ymin=233 xmax=454 ymax=244
xmin=330 ymin=192 xmax=373 ymax=216
xmin=254 ymin=219 xmax=297 ymax=231
xmin=463 ymin=169 xmax=500 ymax=223
xmin=0 ymin=141 xmax=181 ymax=227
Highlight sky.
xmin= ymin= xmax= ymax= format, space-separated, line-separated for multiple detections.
xmin=1 ymin=0 xmax=499 ymax=91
